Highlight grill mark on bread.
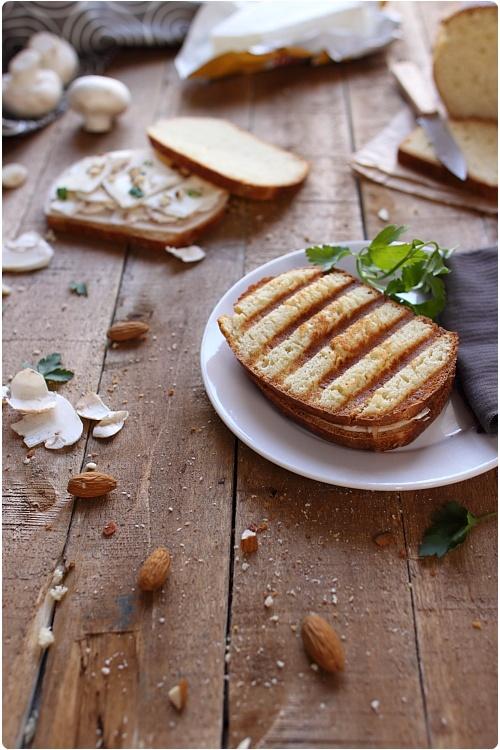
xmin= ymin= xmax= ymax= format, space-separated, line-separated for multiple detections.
xmin=234 ymin=272 xmax=357 ymax=359
xmin=317 ymin=318 xmax=435 ymax=410
xmin=334 ymin=329 xmax=441 ymax=415
xmin=282 ymin=302 xmax=408 ymax=397
xmin=255 ymin=285 xmax=383 ymax=381
xmin=253 ymin=280 xmax=373 ymax=359
xmin=357 ymin=333 xmax=456 ymax=417
xmin=229 ymin=268 xmax=320 ymax=334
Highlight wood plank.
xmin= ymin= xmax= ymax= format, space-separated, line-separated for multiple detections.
xmin=31 ymin=66 xmax=253 ymax=748
xmin=2 ymin=50 xmax=171 ymax=748
xmin=401 ymin=473 xmax=498 ymax=749
xmin=226 ymin=61 xmax=428 ymax=749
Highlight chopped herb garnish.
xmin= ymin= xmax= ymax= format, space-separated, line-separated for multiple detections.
xmin=23 ymin=352 xmax=74 ymax=384
xmin=306 ymin=226 xmax=454 ymax=320
xmin=419 ymin=501 xmax=496 ymax=558
xmin=69 ymin=281 xmax=88 ymax=297
xmin=186 ymin=188 xmax=202 ymax=198
xmin=143 ymin=159 xmax=154 ymax=167
xmin=129 ymin=186 xmax=144 ymax=199
xmin=56 ymin=187 xmax=68 ymax=200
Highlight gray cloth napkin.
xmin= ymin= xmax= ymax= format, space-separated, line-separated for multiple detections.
xmin=440 ymin=247 xmax=498 ymax=434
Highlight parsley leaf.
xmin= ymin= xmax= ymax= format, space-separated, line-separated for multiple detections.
xmin=305 ymin=226 xmax=454 ymax=320
xmin=305 ymin=245 xmax=351 ymax=272
xmin=34 ymin=353 xmax=74 ymax=384
xmin=69 ymin=281 xmax=88 ymax=297
xmin=186 ymin=188 xmax=202 ymax=198
xmin=129 ymin=186 xmax=144 ymax=198
xmin=56 ymin=187 xmax=68 ymax=200
xmin=419 ymin=501 xmax=496 ymax=558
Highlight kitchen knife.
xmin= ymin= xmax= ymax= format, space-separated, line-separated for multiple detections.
xmin=391 ymin=60 xmax=467 ymax=181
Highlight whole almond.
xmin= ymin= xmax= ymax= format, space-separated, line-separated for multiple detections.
xmin=67 ymin=471 xmax=117 ymax=498
xmin=107 ymin=320 xmax=149 ymax=342
xmin=301 ymin=613 xmax=345 ymax=673
xmin=138 ymin=547 xmax=171 ymax=591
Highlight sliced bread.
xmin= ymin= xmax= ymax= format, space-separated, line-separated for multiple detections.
xmin=147 ymin=117 xmax=309 ymax=200
xmin=45 ymin=149 xmax=228 ymax=250
xmin=398 ymin=119 xmax=498 ymax=198
xmin=433 ymin=5 xmax=498 ymax=121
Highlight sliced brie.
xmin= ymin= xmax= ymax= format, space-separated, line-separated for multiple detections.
xmin=54 ymin=155 xmax=110 ymax=194
xmin=102 ymin=151 xmax=182 ymax=209
xmin=147 ymin=176 xmax=224 ymax=219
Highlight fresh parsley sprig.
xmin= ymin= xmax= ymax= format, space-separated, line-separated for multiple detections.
xmin=23 ymin=353 xmax=74 ymax=384
xmin=419 ymin=501 xmax=496 ymax=558
xmin=306 ymin=225 xmax=454 ymax=319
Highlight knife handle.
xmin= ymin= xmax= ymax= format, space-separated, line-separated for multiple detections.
xmin=390 ymin=61 xmax=437 ymax=117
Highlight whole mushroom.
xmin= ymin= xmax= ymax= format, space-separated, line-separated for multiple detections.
xmin=67 ymin=75 xmax=131 ymax=133
xmin=3 ymin=48 xmax=63 ymax=118
xmin=28 ymin=32 xmax=78 ymax=85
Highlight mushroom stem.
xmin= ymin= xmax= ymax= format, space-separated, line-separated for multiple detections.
xmin=84 ymin=112 xmax=114 ymax=133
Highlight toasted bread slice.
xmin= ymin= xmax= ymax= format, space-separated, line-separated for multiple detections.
xmin=398 ymin=119 xmax=498 ymax=199
xmin=147 ymin=117 xmax=309 ymax=200
xmin=433 ymin=5 xmax=498 ymax=122
xmin=45 ymin=149 xmax=229 ymax=250
xmin=218 ymin=267 xmax=458 ymax=451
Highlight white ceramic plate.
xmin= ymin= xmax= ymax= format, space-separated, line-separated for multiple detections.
xmin=200 ymin=244 xmax=497 ymax=490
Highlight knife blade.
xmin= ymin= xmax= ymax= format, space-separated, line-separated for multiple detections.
xmin=416 ymin=115 xmax=467 ymax=180
xmin=391 ymin=61 xmax=468 ymax=181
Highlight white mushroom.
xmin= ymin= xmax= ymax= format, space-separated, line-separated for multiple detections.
xmin=2 ymin=48 xmax=63 ymax=118
xmin=2 ymin=385 xmax=10 ymax=403
xmin=67 ymin=75 xmax=131 ymax=133
xmin=93 ymin=410 xmax=129 ymax=439
xmin=7 ymin=368 xmax=57 ymax=413
xmin=2 ymin=283 xmax=12 ymax=296
xmin=28 ymin=32 xmax=78 ymax=85
xmin=166 ymin=245 xmax=206 ymax=263
xmin=3 ymin=231 xmax=54 ymax=272
xmin=76 ymin=391 xmax=129 ymax=438
xmin=2 ymin=163 xmax=28 ymax=189
xmin=11 ymin=393 xmax=83 ymax=449
xmin=76 ymin=392 xmax=111 ymax=420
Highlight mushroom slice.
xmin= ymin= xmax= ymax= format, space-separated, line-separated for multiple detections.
xmin=166 ymin=245 xmax=206 ymax=263
xmin=93 ymin=410 xmax=129 ymax=439
xmin=7 ymin=368 xmax=57 ymax=413
xmin=11 ymin=393 xmax=83 ymax=449
xmin=3 ymin=231 xmax=54 ymax=272
xmin=76 ymin=392 xmax=110 ymax=420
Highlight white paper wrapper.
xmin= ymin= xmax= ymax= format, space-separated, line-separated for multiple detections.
xmin=351 ymin=109 xmax=497 ymax=215
xmin=175 ymin=1 xmax=400 ymax=80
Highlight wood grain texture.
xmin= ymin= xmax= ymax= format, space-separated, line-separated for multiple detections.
xmin=2 ymin=3 xmax=497 ymax=749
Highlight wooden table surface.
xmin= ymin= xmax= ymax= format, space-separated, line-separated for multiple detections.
xmin=3 ymin=3 xmax=497 ymax=748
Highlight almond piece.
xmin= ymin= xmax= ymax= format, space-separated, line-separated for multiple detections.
xmin=301 ymin=613 xmax=345 ymax=673
xmin=103 ymin=521 xmax=117 ymax=537
xmin=373 ymin=531 xmax=395 ymax=548
xmin=138 ymin=547 xmax=171 ymax=591
xmin=67 ymin=471 xmax=117 ymax=498
xmin=107 ymin=320 xmax=149 ymax=342
xmin=240 ymin=529 xmax=258 ymax=554
xmin=168 ymin=677 xmax=188 ymax=712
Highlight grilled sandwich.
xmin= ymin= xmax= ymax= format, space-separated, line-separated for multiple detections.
xmin=218 ymin=267 xmax=458 ymax=451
